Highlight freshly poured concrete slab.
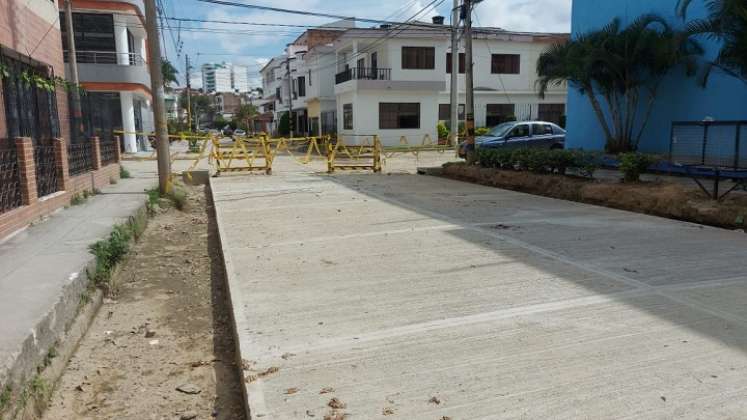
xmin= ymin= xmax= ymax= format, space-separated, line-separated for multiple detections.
xmin=211 ymin=157 xmax=747 ymax=419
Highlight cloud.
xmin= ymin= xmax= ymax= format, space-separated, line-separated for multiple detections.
xmin=474 ymin=0 xmax=572 ymax=33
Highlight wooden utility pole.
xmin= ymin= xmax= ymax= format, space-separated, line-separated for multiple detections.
xmin=144 ymin=0 xmax=171 ymax=193
xmin=64 ymin=0 xmax=83 ymax=139
xmin=464 ymin=0 xmax=476 ymax=161
xmin=449 ymin=0 xmax=460 ymax=152
xmin=185 ymin=54 xmax=192 ymax=132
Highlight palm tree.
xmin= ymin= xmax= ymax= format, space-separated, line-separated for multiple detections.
xmin=537 ymin=15 xmax=703 ymax=153
xmin=161 ymin=59 xmax=179 ymax=90
xmin=677 ymin=0 xmax=747 ymax=85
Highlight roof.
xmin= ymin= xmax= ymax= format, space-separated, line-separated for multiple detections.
xmin=336 ymin=24 xmax=569 ymax=43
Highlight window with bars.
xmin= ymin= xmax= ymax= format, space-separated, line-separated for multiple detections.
xmin=486 ymin=104 xmax=516 ymax=127
xmin=538 ymin=103 xmax=565 ymax=125
xmin=379 ymin=103 xmax=420 ymax=129
xmin=401 ymin=47 xmax=435 ymax=70
xmin=491 ymin=54 xmax=521 ymax=74
xmin=1 ymin=52 xmax=60 ymax=142
xmin=343 ymin=104 xmax=353 ymax=130
xmin=438 ymin=104 xmax=465 ymax=120
xmin=446 ymin=53 xmax=465 ymax=74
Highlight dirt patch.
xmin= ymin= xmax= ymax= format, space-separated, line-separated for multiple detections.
xmin=42 ymin=185 xmax=246 ymax=420
xmin=441 ymin=163 xmax=747 ymax=229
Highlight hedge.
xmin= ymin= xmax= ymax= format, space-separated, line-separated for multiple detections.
xmin=476 ymin=147 xmax=602 ymax=178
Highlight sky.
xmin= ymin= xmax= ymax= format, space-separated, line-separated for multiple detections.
xmin=159 ymin=0 xmax=572 ymax=88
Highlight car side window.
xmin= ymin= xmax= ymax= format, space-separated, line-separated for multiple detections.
xmin=532 ymin=124 xmax=553 ymax=135
xmin=509 ymin=125 xmax=529 ymax=138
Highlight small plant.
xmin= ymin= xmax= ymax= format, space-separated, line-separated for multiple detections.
xmin=42 ymin=346 xmax=57 ymax=369
xmin=619 ymin=152 xmax=656 ymax=182
xmin=70 ymin=193 xmax=86 ymax=206
xmin=82 ymin=189 xmax=91 ymax=199
xmin=0 ymin=384 xmax=11 ymax=411
xmin=167 ymin=188 xmax=188 ymax=211
xmin=436 ymin=122 xmax=449 ymax=140
xmin=146 ymin=187 xmax=160 ymax=212
xmin=119 ymin=166 xmax=131 ymax=179
xmin=475 ymin=127 xmax=490 ymax=136
xmin=89 ymin=224 xmax=133 ymax=287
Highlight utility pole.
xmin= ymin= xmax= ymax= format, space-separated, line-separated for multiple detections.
xmin=449 ymin=0 xmax=460 ymax=153
xmin=144 ymin=0 xmax=171 ymax=194
xmin=185 ymin=54 xmax=192 ymax=132
xmin=64 ymin=0 xmax=83 ymax=140
xmin=285 ymin=56 xmax=294 ymax=138
xmin=464 ymin=0 xmax=476 ymax=161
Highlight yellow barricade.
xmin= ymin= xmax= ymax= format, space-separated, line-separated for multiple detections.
xmin=383 ymin=134 xmax=452 ymax=158
xmin=327 ymin=136 xmax=382 ymax=174
xmin=268 ymin=136 xmax=328 ymax=164
xmin=212 ymin=135 xmax=273 ymax=175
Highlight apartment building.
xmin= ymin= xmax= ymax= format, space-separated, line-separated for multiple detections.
xmin=61 ymin=0 xmax=154 ymax=153
xmin=202 ymin=62 xmax=251 ymax=93
xmin=334 ymin=23 xmax=569 ymax=145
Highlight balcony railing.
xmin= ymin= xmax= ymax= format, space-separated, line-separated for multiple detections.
xmin=335 ymin=67 xmax=392 ymax=84
xmin=64 ymin=50 xmax=146 ymax=66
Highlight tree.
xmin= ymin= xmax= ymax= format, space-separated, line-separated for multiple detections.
xmin=161 ymin=58 xmax=179 ymax=90
xmin=677 ymin=0 xmax=747 ymax=85
xmin=179 ymin=91 xmax=212 ymax=131
xmin=233 ymin=104 xmax=258 ymax=132
xmin=537 ymin=15 xmax=703 ymax=153
xmin=277 ymin=112 xmax=290 ymax=136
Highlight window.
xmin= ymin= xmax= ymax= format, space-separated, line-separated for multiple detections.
xmin=1 ymin=53 xmax=59 ymax=142
xmin=508 ymin=124 xmax=530 ymax=138
xmin=308 ymin=69 xmax=312 ymax=86
xmin=446 ymin=53 xmax=465 ymax=74
xmin=485 ymin=104 xmax=515 ymax=127
xmin=491 ymin=54 xmax=520 ymax=74
xmin=401 ymin=47 xmax=435 ymax=70
xmin=438 ymin=104 xmax=465 ymax=120
xmin=379 ymin=103 xmax=420 ymax=129
xmin=276 ymin=87 xmax=281 ymax=104
xmin=297 ymin=76 xmax=306 ymax=97
xmin=532 ymin=124 xmax=554 ymax=136
xmin=60 ymin=13 xmax=116 ymax=54
xmin=357 ymin=58 xmax=365 ymax=71
xmin=538 ymin=103 xmax=565 ymax=125
xmin=343 ymin=104 xmax=353 ymax=130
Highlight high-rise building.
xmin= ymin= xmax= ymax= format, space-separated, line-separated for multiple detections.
xmin=201 ymin=62 xmax=251 ymax=93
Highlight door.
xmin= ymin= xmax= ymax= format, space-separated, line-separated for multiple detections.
xmin=504 ymin=124 xmax=530 ymax=149
xmin=531 ymin=123 xmax=555 ymax=148
xmin=371 ymin=52 xmax=378 ymax=79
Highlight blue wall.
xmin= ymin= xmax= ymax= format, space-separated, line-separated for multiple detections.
xmin=566 ymin=0 xmax=747 ymax=153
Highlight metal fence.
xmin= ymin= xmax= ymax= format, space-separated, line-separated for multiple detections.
xmin=670 ymin=121 xmax=747 ymax=170
xmin=0 ymin=141 xmax=23 ymax=214
xmin=100 ymin=138 xmax=117 ymax=165
xmin=33 ymin=142 xmax=59 ymax=198
xmin=67 ymin=142 xmax=94 ymax=176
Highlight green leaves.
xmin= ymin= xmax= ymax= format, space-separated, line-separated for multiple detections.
xmin=476 ymin=148 xmax=601 ymax=178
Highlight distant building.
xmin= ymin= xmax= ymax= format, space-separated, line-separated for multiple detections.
xmin=202 ymin=62 xmax=251 ymax=93
xmin=189 ymin=72 xmax=203 ymax=90
xmin=212 ymin=92 xmax=243 ymax=118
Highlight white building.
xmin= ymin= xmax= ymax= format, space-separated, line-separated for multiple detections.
xmin=62 ymin=0 xmax=155 ymax=153
xmin=202 ymin=62 xmax=251 ymax=93
xmin=333 ymin=24 xmax=569 ymax=145
xmin=189 ymin=71 xmax=203 ymax=90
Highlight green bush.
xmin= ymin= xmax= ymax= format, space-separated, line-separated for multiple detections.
xmin=475 ymin=147 xmax=602 ymax=177
xmin=437 ymin=122 xmax=449 ymax=140
xmin=120 ymin=166 xmax=131 ymax=179
xmin=475 ymin=127 xmax=490 ymax=136
xmin=89 ymin=224 xmax=132 ymax=286
xmin=619 ymin=152 xmax=656 ymax=182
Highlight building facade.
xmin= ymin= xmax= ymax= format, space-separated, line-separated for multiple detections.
xmin=202 ymin=62 xmax=251 ymax=94
xmin=0 ymin=0 xmax=123 ymax=241
xmin=61 ymin=0 xmax=154 ymax=153
xmin=333 ymin=25 xmax=568 ymax=146
xmin=565 ymin=0 xmax=747 ymax=153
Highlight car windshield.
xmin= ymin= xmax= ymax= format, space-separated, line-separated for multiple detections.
xmin=488 ymin=122 xmax=515 ymax=137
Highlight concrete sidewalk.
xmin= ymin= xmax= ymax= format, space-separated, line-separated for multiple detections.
xmin=0 ymin=161 xmax=156 ymax=393
xmin=212 ymin=156 xmax=747 ymax=419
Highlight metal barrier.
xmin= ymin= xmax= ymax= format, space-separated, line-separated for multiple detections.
xmin=212 ymin=136 xmax=274 ymax=175
xmin=327 ymin=136 xmax=382 ymax=173
xmin=0 ymin=142 xmax=22 ymax=214
xmin=670 ymin=121 xmax=747 ymax=200
xmin=34 ymin=142 xmax=59 ymax=198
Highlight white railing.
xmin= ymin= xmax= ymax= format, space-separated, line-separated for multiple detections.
xmin=64 ymin=51 xmax=146 ymax=66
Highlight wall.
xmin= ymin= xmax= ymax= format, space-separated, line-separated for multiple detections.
xmin=566 ymin=0 xmax=747 ymax=153
xmin=337 ymin=89 xmax=439 ymax=146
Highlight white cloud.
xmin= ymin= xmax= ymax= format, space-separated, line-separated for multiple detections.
xmin=474 ymin=0 xmax=572 ymax=33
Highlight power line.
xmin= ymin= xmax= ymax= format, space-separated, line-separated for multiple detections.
xmin=193 ymin=0 xmax=443 ymax=28
xmin=162 ymin=17 xmax=455 ymax=32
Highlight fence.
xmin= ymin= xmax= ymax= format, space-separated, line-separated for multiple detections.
xmin=67 ymin=142 xmax=94 ymax=176
xmin=33 ymin=142 xmax=59 ymax=198
xmin=100 ymin=138 xmax=118 ymax=165
xmin=670 ymin=121 xmax=747 ymax=170
xmin=0 ymin=142 xmax=23 ymax=214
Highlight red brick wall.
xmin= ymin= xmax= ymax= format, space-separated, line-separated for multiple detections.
xmin=0 ymin=0 xmax=70 ymax=140
xmin=0 ymin=163 xmax=121 ymax=241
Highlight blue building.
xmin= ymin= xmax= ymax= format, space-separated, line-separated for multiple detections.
xmin=565 ymin=0 xmax=747 ymax=153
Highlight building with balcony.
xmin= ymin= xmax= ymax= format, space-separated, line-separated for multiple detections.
xmin=202 ymin=62 xmax=251 ymax=94
xmin=333 ymin=23 xmax=568 ymax=145
xmin=60 ymin=0 xmax=154 ymax=153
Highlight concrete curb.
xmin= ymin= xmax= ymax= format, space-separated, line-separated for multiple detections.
xmin=0 ymin=204 xmax=149 ymax=420
xmin=207 ymin=176 xmax=254 ymax=420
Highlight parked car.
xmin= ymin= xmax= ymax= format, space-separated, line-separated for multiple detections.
xmin=234 ymin=129 xmax=246 ymax=137
xmin=459 ymin=121 xmax=566 ymax=158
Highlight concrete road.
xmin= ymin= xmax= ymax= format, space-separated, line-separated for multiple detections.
xmin=211 ymin=157 xmax=747 ymax=419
